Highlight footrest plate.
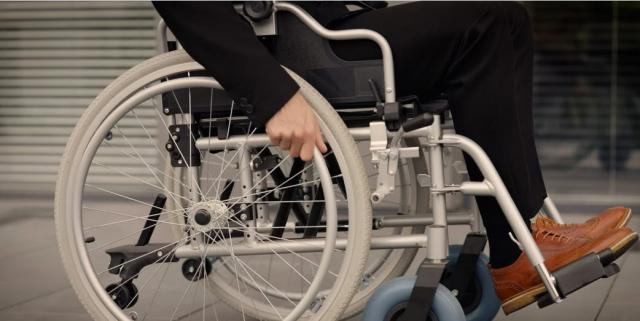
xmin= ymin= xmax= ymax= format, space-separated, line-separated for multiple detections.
xmin=537 ymin=250 xmax=620 ymax=309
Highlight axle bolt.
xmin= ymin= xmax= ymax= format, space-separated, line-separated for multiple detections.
xmin=194 ymin=210 xmax=211 ymax=225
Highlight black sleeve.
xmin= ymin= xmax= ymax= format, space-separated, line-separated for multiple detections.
xmin=153 ymin=1 xmax=299 ymax=127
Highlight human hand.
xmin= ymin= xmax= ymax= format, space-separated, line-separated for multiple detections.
xmin=265 ymin=91 xmax=328 ymax=161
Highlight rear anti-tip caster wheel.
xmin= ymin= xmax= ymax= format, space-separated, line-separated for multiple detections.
xmin=181 ymin=257 xmax=213 ymax=281
xmin=105 ymin=282 xmax=138 ymax=309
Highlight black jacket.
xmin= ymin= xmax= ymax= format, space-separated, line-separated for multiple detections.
xmin=153 ymin=1 xmax=351 ymax=127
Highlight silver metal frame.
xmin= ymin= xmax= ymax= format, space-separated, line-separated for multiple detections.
xmin=155 ymin=1 xmax=565 ymax=304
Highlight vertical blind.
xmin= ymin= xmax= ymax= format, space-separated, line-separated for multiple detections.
xmin=0 ymin=1 xmax=638 ymax=197
xmin=529 ymin=2 xmax=640 ymax=172
xmin=527 ymin=1 xmax=640 ymax=199
xmin=0 ymin=2 xmax=158 ymax=192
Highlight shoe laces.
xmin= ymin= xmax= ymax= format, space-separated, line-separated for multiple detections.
xmin=534 ymin=229 xmax=579 ymax=243
xmin=508 ymin=229 xmax=580 ymax=253
xmin=536 ymin=216 xmax=580 ymax=230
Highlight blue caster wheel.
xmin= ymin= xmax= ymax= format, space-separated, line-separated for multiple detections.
xmin=362 ymin=245 xmax=500 ymax=321
xmin=442 ymin=245 xmax=501 ymax=321
xmin=363 ymin=278 xmax=465 ymax=321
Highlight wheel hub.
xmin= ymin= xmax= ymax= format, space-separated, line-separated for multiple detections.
xmin=194 ymin=210 xmax=211 ymax=225
xmin=188 ymin=200 xmax=230 ymax=233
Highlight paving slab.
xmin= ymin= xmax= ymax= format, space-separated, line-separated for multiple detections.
xmin=0 ymin=244 xmax=70 ymax=310
xmin=5 ymin=287 xmax=86 ymax=315
xmin=593 ymin=247 xmax=640 ymax=321
xmin=0 ymin=311 xmax=91 ymax=321
xmin=0 ymin=207 xmax=55 ymax=260
xmin=1 ymin=197 xmax=639 ymax=321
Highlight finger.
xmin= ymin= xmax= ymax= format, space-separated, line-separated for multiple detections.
xmin=289 ymin=137 xmax=302 ymax=158
xmin=300 ymin=139 xmax=314 ymax=162
xmin=267 ymin=129 xmax=281 ymax=146
xmin=279 ymin=137 xmax=291 ymax=151
xmin=315 ymin=132 xmax=328 ymax=153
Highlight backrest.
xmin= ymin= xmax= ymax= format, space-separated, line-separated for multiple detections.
xmin=161 ymin=3 xmax=386 ymax=125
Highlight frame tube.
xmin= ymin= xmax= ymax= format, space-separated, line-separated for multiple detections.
xmin=442 ymin=133 xmax=562 ymax=303
xmin=174 ymin=234 xmax=427 ymax=257
xmin=377 ymin=212 xmax=475 ymax=228
xmin=543 ymin=196 xmax=564 ymax=224
xmin=195 ymin=127 xmax=431 ymax=151
xmin=155 ymin=19 xmax=168 ymax=54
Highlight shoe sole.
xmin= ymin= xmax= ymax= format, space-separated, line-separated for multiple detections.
xmin=615 ymin=208 xmax=632 ymax=229
xmin=501 ymin=231 xmax=639 ymax=315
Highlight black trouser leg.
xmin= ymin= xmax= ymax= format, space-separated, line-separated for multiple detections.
xmin=445 ymin=3 xmax=548 ymax=268
xmin=330 ymin=2 xmax=547 ymax=268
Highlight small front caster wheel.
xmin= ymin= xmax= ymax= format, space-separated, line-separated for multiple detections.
xmin=363 ymin=279 xmax=465 ymax=321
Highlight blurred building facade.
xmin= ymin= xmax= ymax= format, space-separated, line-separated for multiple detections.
xmin=0 ymin=1 xmax=638 ymax=207
xmin=527 ymin=1 xmax=640 ymax=207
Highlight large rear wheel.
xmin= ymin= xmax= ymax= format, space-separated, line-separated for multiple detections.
xmin=55 ymin=50 xmax=372 ymax=321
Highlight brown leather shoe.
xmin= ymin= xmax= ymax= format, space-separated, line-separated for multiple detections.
xmin=532 ymin=207 xmax=631 ymax=240
xmin=491 ymin=227 xmax=638 ymax=315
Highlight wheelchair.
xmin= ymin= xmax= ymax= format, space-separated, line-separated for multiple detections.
xmin=54 ymin=2 xmax=622 ymax=321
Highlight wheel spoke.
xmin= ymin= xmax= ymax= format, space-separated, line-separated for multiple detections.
xmin=91 ymin=159 xmax=192 ymax=205
xmin=82 ymin=206 xmax=187 ymax=230
xmin=112 ymin=124 xmax=186 ymax=208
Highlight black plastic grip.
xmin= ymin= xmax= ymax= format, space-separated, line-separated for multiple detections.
xmin=402 ymin=113 xmax=434 ymax=132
